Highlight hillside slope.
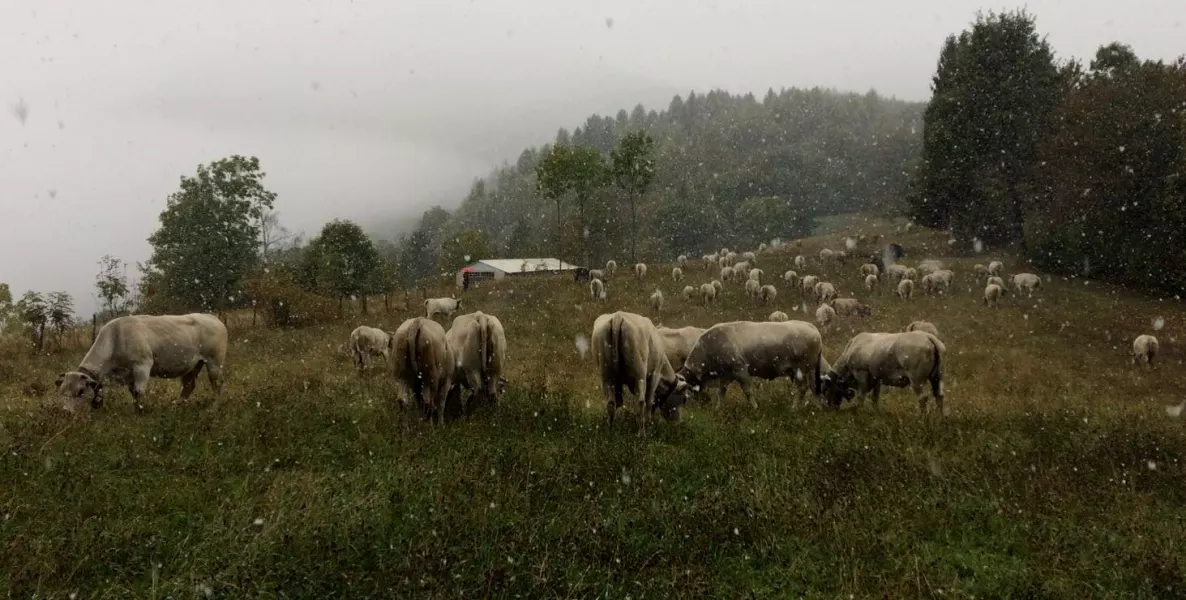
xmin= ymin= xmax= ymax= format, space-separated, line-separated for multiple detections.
xmin=2 ymin=216 xmax=1185 ymax=597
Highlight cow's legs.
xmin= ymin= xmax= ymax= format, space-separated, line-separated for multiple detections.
xmin=602 ymin=380 xmax=617 ymax=427
xmin=130 ymin=364 xmax=151 ymax=411
xmin=179 ymin=362 xmax=204 ymax=402
xmin=912 ymin=382 xmax=929 ymax=413
xmin=930 ymin=375 xmax=945 ymax=418
xmin=205 ymin=361 xmax=225 ymax=394
xmin=735 ymin=371 xmax=757 ymax=409
xmin=714 ymin=382 xmax=728 ymax=410
xmin=870 ymin=382 xmax=882 ymax=408
xmin=637 ymin=377 xmax=650 ymax=437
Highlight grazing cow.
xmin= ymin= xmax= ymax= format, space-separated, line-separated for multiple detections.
xmin=794 ymin=255 xmax=807 ymax=270
xmin=54 ymin=313 xmax=227 ymax=410
xmin=769 ymin=311 xmax=789 ymax=322
xmin=677 ymin=320 xmax=825 ymax=408
xmin=745 ymin=278 xmax=762 ymax=301
xmin=350 ymin=325 xmax=394 ymax=375
xmin=391 ymin=317 xmax=455 ymax=424
xmin=987 ymin=275 xmax=1006 ymax=290
xmin=721 ymin=266 xmax=736 ymax=282
xmin=904 ymin=267 xmax=918 ymax=282
xmin=884 ymin=264 xmax=908 ymax=283
xmin=758 ymin=243 xmax=768 ymax=252
xmin=920 ymin=273 xmax=941 ymax=296
xmin=711 ymin=280 xmax=723 ymax=294
xmin=760 ymin=284 xmax=777 ymax=304
xmin=657 ymin=326 xmax=707 ymax=375
xmin=700 ymin=283 xmax=717 ymax=306
xmin=719 ymin=255 xmax=730 ymax=270
xmin=733 ymin=261 xmax=751 ymax=278
xmin=821 ymin=331 xmax=946 ymax=415
xmin=677 ymin=254 xmax=688 ymax=268
xmin=860 ymin=263 xmax=880 ymax=277
xmin=635 ymin=263 xmax=648 ymax=280
xmin=988 ymin=261 xmax=1004 ymax=276
xmin=801 ymin=275 xmax=820 ymax=296
xmin=983 ymin=283 xmax=1003 ymax=308
xmin=864 ymin=273 xmax=879 ymax=292
xmin=783 ymin=270 xmax=799 ymax=288
xmin=742 ymin=251 xmax=757 ymax=265
xmin=589 ymin=278 xmax=606 ymax=301
xmin=897 ymin=279 xmax=914 ymax=299
xmin=918 ymin=260 xmax=944 ymax=275
xmin=606 ymin=260 xmax=618 ymax=277
xmin=425 ymin=296 xmax=463 ymax=320
xmin=832 ymin=298 xmax=872 ymax=318
xmin=814 ymin=281 xmax=837 ymax=303
xmin=1012 ymin=273 xmax=1042 ymax=297
xmin=682 ymin=285 xmax=696 ymax=300
xmin=819 ymin=248 xmax=836 ymax=264
xmin=592 ymin=311 xmax=689 ymax=435
xmin=973 ymin=264 xmax=989 ymax=277
xmin=589 ymin=268 xmax=605 ymax=280
xmin=703 ymin=253 xmax=719 ymax=270
xmin=748 ymin=268 xmax=764 ymax=284
xmin=816 ymin=303 xmax=837 ymax=330
xmin=672 ymin=267 xmax=684 ymax=283
xmin=445 ymin=311 xmax=508 ymax=413
xmin=905 ymin=320 xmax=940 ymax=339
xmin=649 ymin=289 xmax=664 ymax=313
xmin=1133 ymin=334 xmax=1160 ymax=368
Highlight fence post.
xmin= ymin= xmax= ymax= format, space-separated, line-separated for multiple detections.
xmin=92 ymin=313 xmax=98 ymax=343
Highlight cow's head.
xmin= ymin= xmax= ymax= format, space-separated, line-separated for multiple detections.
xmin=654 ymin=374 xmax=690 ymax=422
xmin=819 ymin=371 xmax=856 ymax=408
xmin=857 ymin=304 xmax=873 ymax=318
xmin=55 ymin=371 xmax=103 ymax=409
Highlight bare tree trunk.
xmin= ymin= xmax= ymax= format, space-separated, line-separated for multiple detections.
xmin=37 ymin=322 xmax=45 ymax=353
xmin=362 ymin=295 xmax=369 ymax=315
xmin=92 ymin=314 xmax=98 ymax=343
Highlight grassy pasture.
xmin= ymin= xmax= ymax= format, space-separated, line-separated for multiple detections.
xmin=2 ymin=215 xmax=1185 ymax=598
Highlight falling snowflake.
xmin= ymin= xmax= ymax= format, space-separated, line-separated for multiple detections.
xmin=9 ymin=97 xmax=28 ymax=125
xmin=605 ymin=16 xmax=614 ymax=28
xmin=1153 ymin=316 xmax=1165 ymax=331
xmin=845 ymin=237 xmax=856 ymax=250
xmin=972 ymin=239 xmax=984 ymax=253
xmin=1166 ymin=402 xmax=1184 ymax=418
xmin=574 ymin=334 xmax=590 ymax=358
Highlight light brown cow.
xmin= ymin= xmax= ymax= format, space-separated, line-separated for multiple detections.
xmin=391 ymin=317 xmax=455 ymax=424
xmin=592 ymin=312 xmax=689 ymax=436
xmin=445 ymin=311 xmax=508 ymax=414
xmin=821 ymin=331 xmax=946 ymax=415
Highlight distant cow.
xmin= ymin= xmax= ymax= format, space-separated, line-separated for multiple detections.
xmin=350 ymin=325 xmax=394 ymax=375
xmin=445 ymin=311 xmax=508 ymax=414
xmin=55 ymin=313 xmax=227 ymax=411
xmin=425 ymin=296 xmax=463 ymax=320
xmin=1133 ymin=334 xmax=1160 ymax=368
xmin=590 ymin=278 xmax=606 ymax=301
xmin=573 ymin=267 xmax=591 ymax=283
xmin=592 ymin=311 xmax=689 ymax=435
xmin=635 ymin=263 xmax=648 ymax=280
xmin=905 ymin=320 xmax=940 ymax=339
xmin=391 ymin=317 xmax=454 ymax=424
xmin=821 ymin=331 xmax=946 ymax=415
xmin=606 ymin=260 xmax=618 ymax=277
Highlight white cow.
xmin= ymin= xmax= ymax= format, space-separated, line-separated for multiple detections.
xmin=988 ymin=261 xmax=1004 ymax=276
xmin=768 ymin=311 xmax=789 ymax=322
xmin=54 ymin=313 xmax=227 ymax=410
xmin=711 ymin=280 xmax=723 ymax=294
xmin=816 ymin=303 xmax=837 ymax=330
xmin=783 ymin=270 xmax=799 ymax=287
xmin=860 ymin=263 xmax=880 ymax=277
xmin=814 ymin=281 xmax=837 ymax=304
xmin=721 ymin=266 xmax=736 ymax=282
xmin=391 ymin=317 xmax=455 ymax=424
xmin=682 ymin=285 xmax=696 ymax=300
xmin=672 ymin=267 xmax=684 ymax=283
xmin=606 ymin=260 xmax=618 ymax=277
xmin=987 ymin=275 xmax=1006 ymax=290
xmin=748 ymin=268 xmax=764 ymax=284
xmin=905 ymin=321 xmax=940 ymax=339
xmin=983 ymin=283 xmax=1003 ymax=308
xmin=760 ymin=284 xmax=777 ymax=304
xmin=821 ymin=331 xmax=946 ymax=415
xmin=635 ymin=263 xmax=648 ymax=280
xmin=864 ymin=273 xmax=879 ymax=292
xmin=350 ymin=325 xmax=394 ymax=375
xmin=589 ymin=268 xmax=605 ymax=280
xmin=885 ymin=264 xmax=909 ymax=283
xmin=649 ymin=289 xmax=664 ymax=313
xmin=832 ymin=298 xmax=872 ymax=318
xmin=592 ymin=311 xmax=689 ymax=435
xmin=801 ymin=275 xmax=820 ymax=297
xmin=445 ymin=311 xmax=508 ymax=413
xmin=794 ymin=255 xmax=807 ymax=270
xmin=1012 ymin=273 xmax=1042 ymax=297
xmin=1133 ymin=334 xmax=1160 ymax=368
xmin=897 ymin=279 xmax=915 ymax=299
xmin=676 ymin=320 xmax=825 ymax=408
xmin=745 ymin=278 xmax=762 ymax=301
xmin=425 ymin=296 xmax=463 ymax=320
xmin=589 ymin=278 xmax=606 ymax=301
xmin=677 ymin=254 xmax=688 ymax=268
xmin=742 ymin=251 xmax=757 ymax=265
xmin=700 ymin=283 xmax=717 ymax=306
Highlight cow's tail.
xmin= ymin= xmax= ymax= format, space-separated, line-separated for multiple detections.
xmin=611 ymin=314 xmax=624 ymax=408
xmin=929 ymin=337 xmax=943 ymax=400
xmin=812 ymin=349 xmax=824 ymax=396
xmin=408 ymin=320 xmax=423 ymax=408
xmin=479 ymin=314 xmax=492 ymax=398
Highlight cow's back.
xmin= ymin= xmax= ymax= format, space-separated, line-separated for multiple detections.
xmin=94 ymin=313 xmax=225 ymax=373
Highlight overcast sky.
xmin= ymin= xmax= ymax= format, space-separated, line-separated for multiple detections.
xmin=2 ymin=0 xmax=1183 ymax=313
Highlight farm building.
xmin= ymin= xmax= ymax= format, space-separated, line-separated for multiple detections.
xmin=455 ymin=258 xmax=580 ymax=288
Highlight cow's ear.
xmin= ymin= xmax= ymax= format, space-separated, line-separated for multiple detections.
xmin=843 ymin=388 xmax=856 ymax=400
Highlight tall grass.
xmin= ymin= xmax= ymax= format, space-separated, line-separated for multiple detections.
xmin=2 ymin=216 xmax=1185 ymax=598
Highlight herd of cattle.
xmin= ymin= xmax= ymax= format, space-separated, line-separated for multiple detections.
xmin=48 ymin=242 xmax=1163 ymax=432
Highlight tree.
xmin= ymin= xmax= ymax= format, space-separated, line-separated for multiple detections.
xmin=439 ymin=229 xmax=496 ymax=273
xmin=145 ymin=155 xmax=276 ymax=311
xmin=301 ymin=219 xmax=380 ymax=313
xmin=911 ymin=10 xmax=1061 ymax=246
xmin=0 ymin=283 xmax=14 ymax=333
xmin=95 ymin=254 xmax=130 ymax=315
xmin=46 ymin=292 xmax=75 ymax=348
xmin=536 ymin=144 xmax=609 ymax=265
xmin=611 ymin=131 xmax=656 ymax=263
xmin=258 ymin=209 xmax=293 ymax=260
xmin=16 ymin=291 xmax=48 ymax=352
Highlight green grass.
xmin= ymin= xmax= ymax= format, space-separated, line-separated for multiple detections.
xmin=3 ymin=215 xmax=1186 ymax=598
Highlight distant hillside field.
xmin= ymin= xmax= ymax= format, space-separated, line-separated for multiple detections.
xmin=2 ymin=216 xmax=1185 ymax=597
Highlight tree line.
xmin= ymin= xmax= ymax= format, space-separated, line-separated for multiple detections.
xmin=910 ymin=10 xmax=1186 ymax=293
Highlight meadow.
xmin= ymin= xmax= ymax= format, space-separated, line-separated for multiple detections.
xmin=2 ymin=216 xmax=1185 ymax=598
